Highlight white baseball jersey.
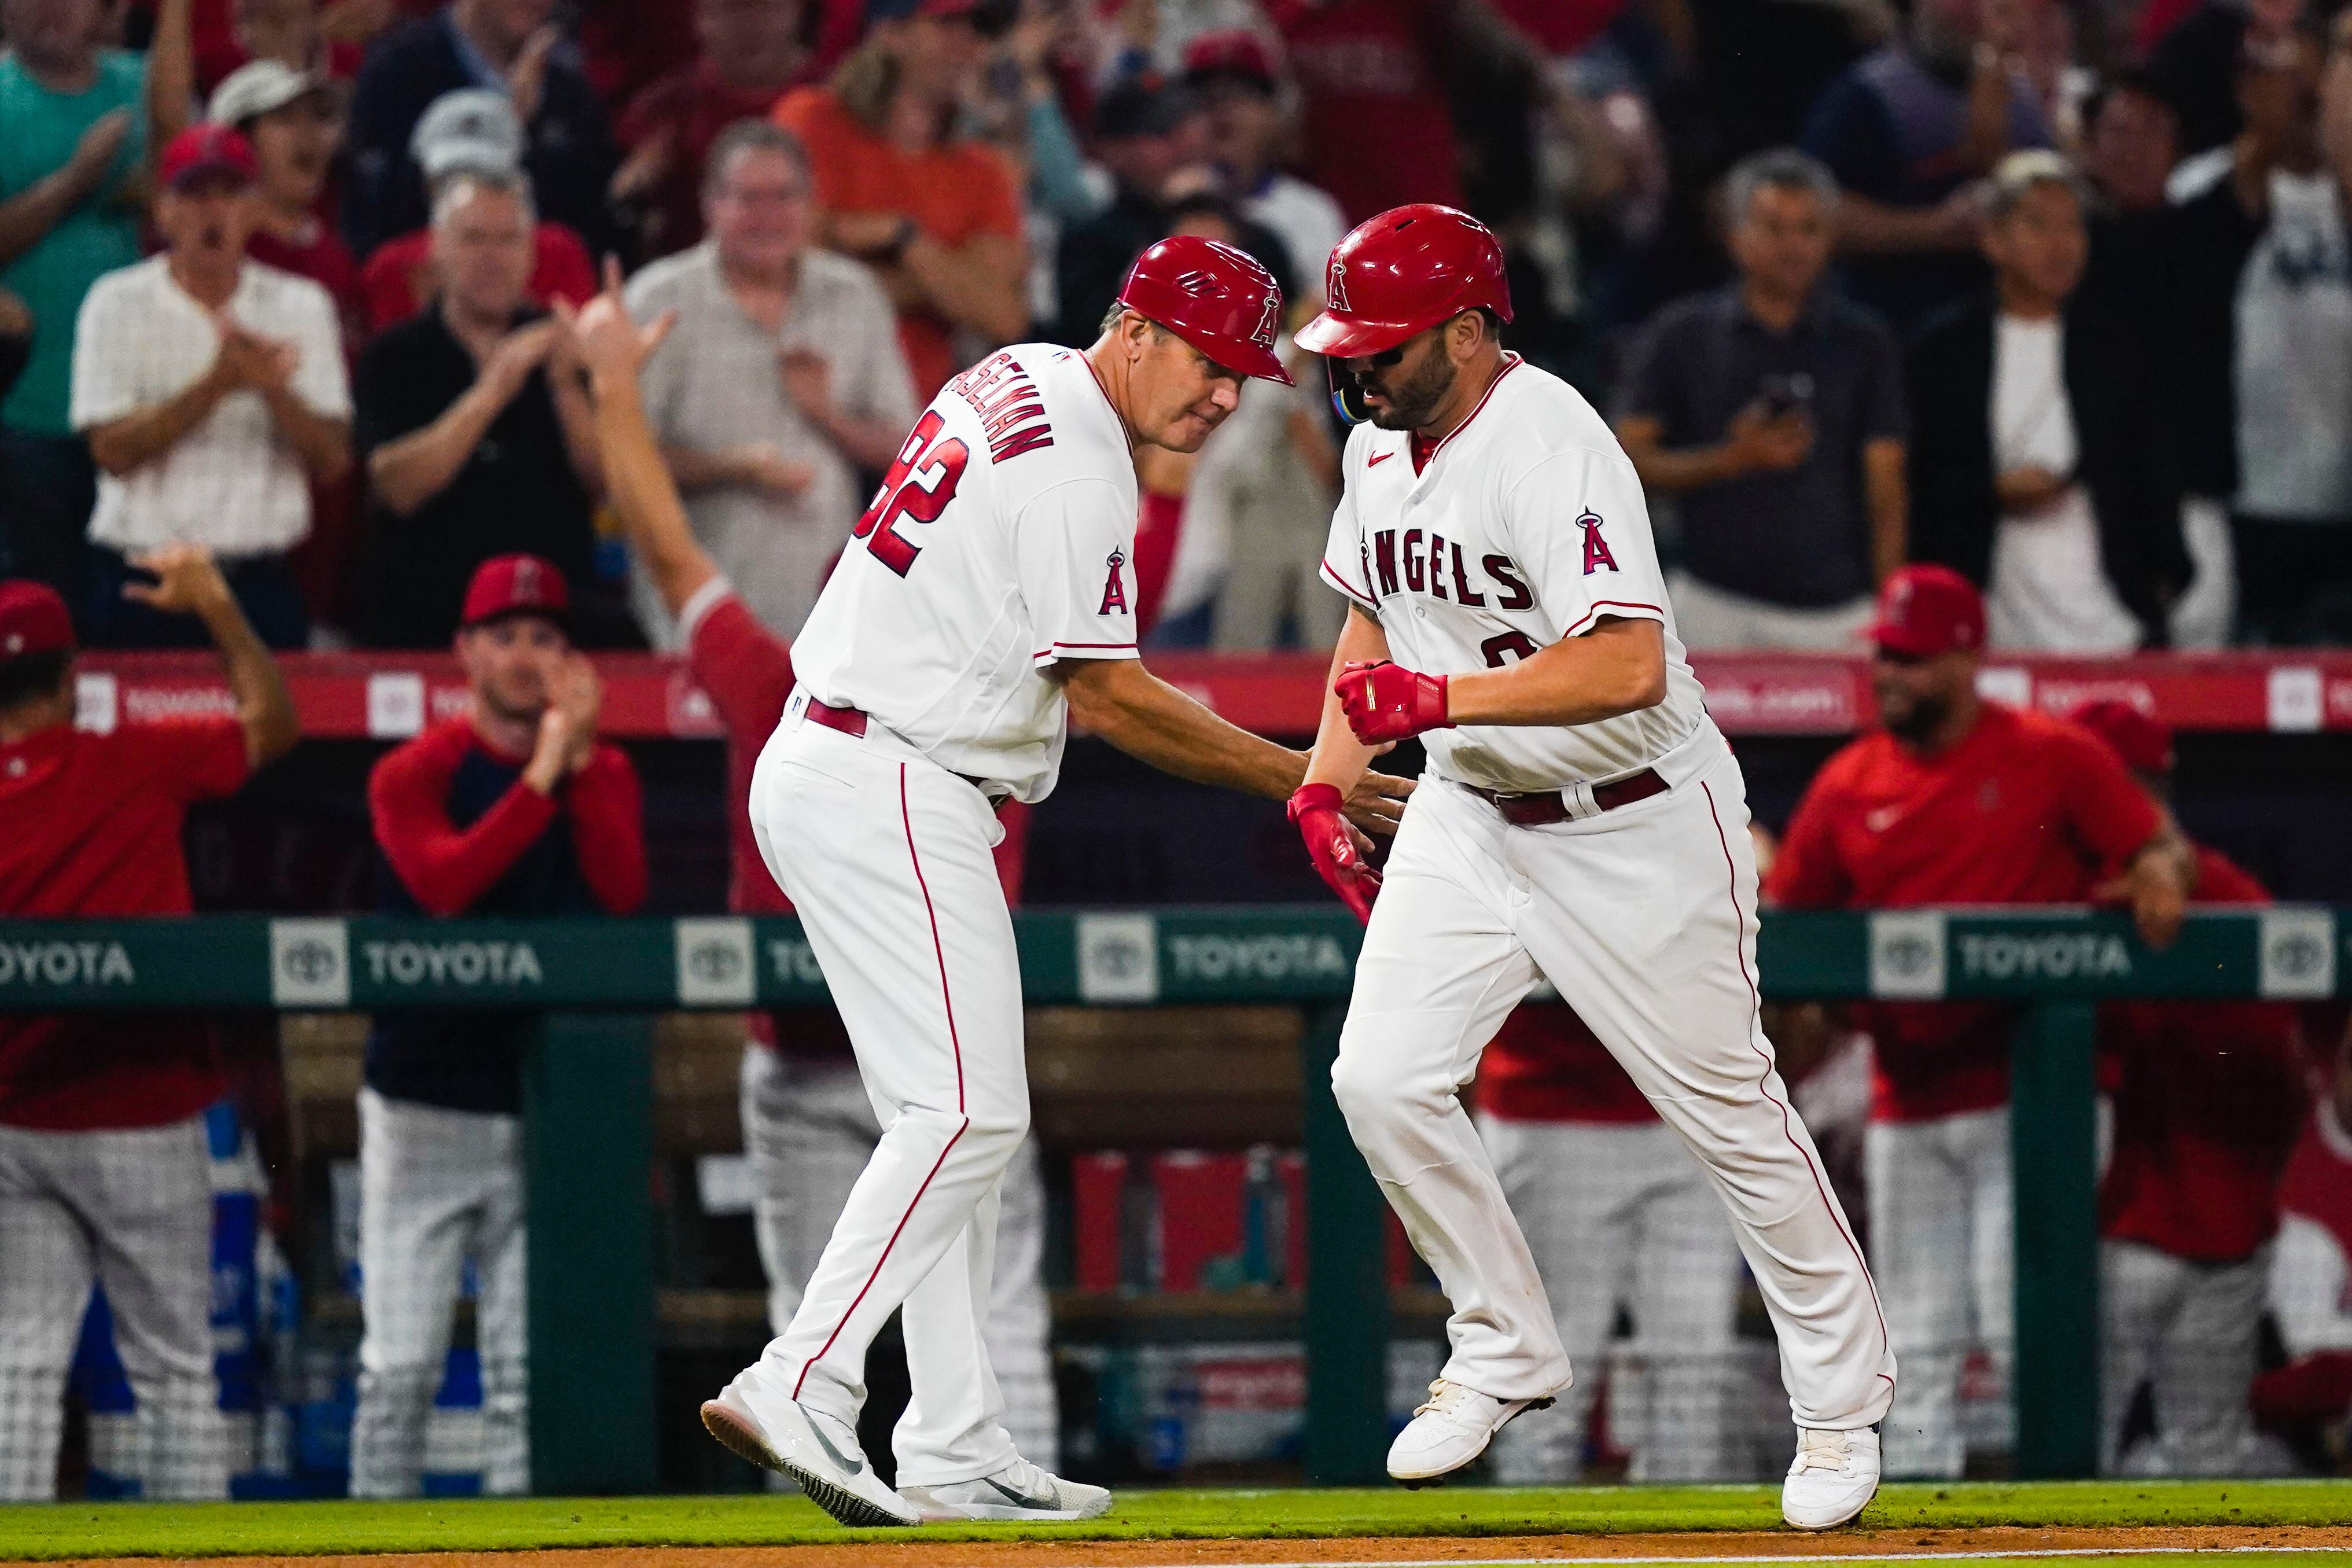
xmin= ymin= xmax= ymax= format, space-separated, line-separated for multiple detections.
xmin=1319 ymin=355 xmax=1709 ymax=794
xmin=789 ymin=343 xmax=1141 ymax=804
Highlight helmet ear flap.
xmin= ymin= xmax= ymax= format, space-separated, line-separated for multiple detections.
xmin=1326 ymin=358 xmax=1372 ymax=424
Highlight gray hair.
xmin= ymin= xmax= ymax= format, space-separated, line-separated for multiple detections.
xmin=702 ymin=119 xmax=812 ymax=199
xmin=1724 ymin=147 xmax=1840 ymax=226
xmin=429 ymin=169 xmax=536 ymax=232
xmin=1985 ymin=149 xmax=2087 ymax=222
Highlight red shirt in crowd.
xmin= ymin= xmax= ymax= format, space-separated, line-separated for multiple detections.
xmin=358 ymin=222 xmax=599 ymax=335
xmin=2099 ymin=848 xmax=2308 ymax=1264
xmin=0 ymin=717 xmax=249 ymax=1131
xmin=1477 ymin=1000 xmax=1655 ymax=1124
xmin=1268 ymin=0 xmax=1466 ymax=223
xmin=1766 ymin=702 xmax=2162 ymax=1122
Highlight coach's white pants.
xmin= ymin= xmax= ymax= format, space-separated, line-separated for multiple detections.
xmin=1338 ymin=738 xmax=1895 ymax=1429
xmin=349 ymin=1089 xmax=528 ymax=1498
xmin=1866 ymin=1109 xmax=2012 ymax=1478
xmin=0 ymin=1116 xmax=225 ymax=1501
xmin=741 ymin=1046 xmax=1058 ymax=1468
xmin=743 ymin=711 xmax=1028 ymax=1486
xmin=1479 ymin=1115 xmax=1742 ymax=1481
xmin=2102 ymin=1239 xmax=2270 ymax=1475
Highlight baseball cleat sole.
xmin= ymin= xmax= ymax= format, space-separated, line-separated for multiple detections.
xmin=699 ymin=1397 xmax=918 ymax=1528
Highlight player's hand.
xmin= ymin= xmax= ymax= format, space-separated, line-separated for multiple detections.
xmin=1337 ymin=660 xmax=1452 ymax=745
xmin=122 ymin=542 xmax=232 ymax=617
xmin=1289 ymin=782 xmax=1382 ymax=923
xmin=2099 ymin=849 xmax=2189 ymax=951
xmin=1342 ymin=768 xmax=1415 ymax=837
xmin=555 ymin=257 xmax=676 ymax=382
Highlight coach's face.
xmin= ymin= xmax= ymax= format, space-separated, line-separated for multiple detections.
xmin=459 ymin=613 xmax=569 ymax=724
xmin=1871 ymin=645 xmax=1974 ymax=746
xmin=1126 ymin=320 xmax=1244 ymax=453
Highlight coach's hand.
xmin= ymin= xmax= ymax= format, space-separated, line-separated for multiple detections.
xmin=1337 ymin=660 xmax=1452 ymax=745
xmin=1343 ymin=767 xmax=1414 ymax=836
xmin=1289 ymin=783 xmax=1382 ymax=923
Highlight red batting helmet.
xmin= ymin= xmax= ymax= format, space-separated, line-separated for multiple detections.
xmin=1295 ymin=204 xmax=1513 ymax=359
xmin=1115 ymin=235 xmax=1292 ymax=384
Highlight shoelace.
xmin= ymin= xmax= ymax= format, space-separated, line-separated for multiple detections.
xmin=1412 ymin=1379 xmax=1479 ymax=1420
xmin=1790 ymin=1428 xmax=1852 ymax=1474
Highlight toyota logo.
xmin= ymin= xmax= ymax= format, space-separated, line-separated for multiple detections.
xmin=689 ymin=942 xmax=745 ymax=982
xmin=280 ymin=940 xmax=340 ymax=985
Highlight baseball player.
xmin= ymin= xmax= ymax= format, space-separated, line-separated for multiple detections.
xmin=0 ymin=551 xmax=297 ymax=1501
xmin=588 ymin=343 xmax=1060 ymax=1468
xmin=1475 ymin=1003 xmax=1743 ymax=1483
xmin=565 ymin=240 xmax=1407 ymax=1526
xmin=1287 ymin=203 xmax=1893 ymax=1530
xmin=352 ymin=555 xmax=649 ymax=1498
xmin=1765 ymin=566 xmax=2195 ymax=1481
xmin=2070 ymin=701 xmax=2307 ymax=1476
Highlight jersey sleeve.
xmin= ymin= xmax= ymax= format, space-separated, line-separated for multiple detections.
xmin=1506 ymin=446 xmax=1672 ymax=639
xmin=683 ymin=585 xmax=796 ymax=741
xmin=1318 ymin=481 xmax=1378 ymax=614
xmin=2054 ymin=723 xmax=2165 ymax=871
xmin=147 ymin=718 xmax=252 ymax=804
xmin=1017 ymin=477 xmax=1142 ymax=665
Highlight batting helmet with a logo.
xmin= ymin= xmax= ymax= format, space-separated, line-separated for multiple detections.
xmin=1114 ymin=235 xmax=1293 ymax=384
xmin=1296 ymin=204 xmax=1513 ymax=359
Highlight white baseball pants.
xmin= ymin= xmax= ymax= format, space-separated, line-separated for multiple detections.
xmin=0 ymin=1116 xmax=226 ymax=1500
xmin=1865 ymin=1108 xmax=2012 ymax=1478
xmin=1478 ymin=1115 xmax=1743 ymax=1481
xmin=349 ymin=1088 xmax=529 ymax=1498
xmin=2102 ymin=1239 xmax=2271 ymax=1475
xmin=1336 ymin=740 xmax=1896 ymax=1429
xmin=739 ymin=1046 xmax=1059 ymax=1468
xmin=742 ymin=711 xmax=1029 ymax=1487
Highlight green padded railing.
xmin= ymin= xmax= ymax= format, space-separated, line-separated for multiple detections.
xmin=1 ymin=907 xmax=2340 ymax=1489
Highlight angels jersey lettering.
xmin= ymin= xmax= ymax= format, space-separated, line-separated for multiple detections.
xmin=1319 ymin=355 xmax=1709 ymax=791
xmin=789 ymin=345 xmax=1140 ymax=804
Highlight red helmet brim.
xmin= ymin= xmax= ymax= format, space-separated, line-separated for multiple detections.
xmin=1293 ymin=309 xmax=1422 ymax=358
xmin=1176 ymin=327 xmax=1293 ymax=385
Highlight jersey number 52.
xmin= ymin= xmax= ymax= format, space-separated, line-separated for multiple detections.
xmin=856 ymin=411 xmax=970 ymax=576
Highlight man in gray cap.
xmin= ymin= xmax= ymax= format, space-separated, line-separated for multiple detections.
xmin=209 ymin=61 xmax=359 ymax=323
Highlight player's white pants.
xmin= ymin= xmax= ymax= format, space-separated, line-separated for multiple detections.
xmin=1866 ymin=1108 xmax=2012 ymax=1478
xmin=740 ymin=1045 xmax=1058 ymax=1468
xmin=1336 ymin=738 xmax=1895 ymax=1429
xmin=2102 ymin=1239 xmax=2270 ymax=1475
xmin=743 ymin=711 xmax=1028 ymax=1486
xmin=0 ymin=1116 xmax=225 ymax=1501
xmin=349 ymin=1088 xmax=528 ymax=1498
xmin=1478 ymin=1115 xmax=1742 ymax=1481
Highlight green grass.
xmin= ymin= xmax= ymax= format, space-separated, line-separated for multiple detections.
xmin=0 ymin=1480 xmax=2346 ymax=1560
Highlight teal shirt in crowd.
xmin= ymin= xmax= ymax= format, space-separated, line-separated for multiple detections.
xmin=0 ymin=50 xmax=147 ymax=438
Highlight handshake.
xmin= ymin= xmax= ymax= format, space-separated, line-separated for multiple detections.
xmin=1288 ymin=659 xmax=1455 ymax=924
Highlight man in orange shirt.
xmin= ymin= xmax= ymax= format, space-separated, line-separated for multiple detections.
xmin=1765 ymin=565 xmax=2193 ymax=1478
xmin=774 ymin=0 xmax=1028 ymax=399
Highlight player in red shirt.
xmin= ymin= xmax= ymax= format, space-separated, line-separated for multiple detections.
xmin=1765 ymin=565 xmax=2193 ymax=1479
xmin=349 ymin=555 xmax=646 ymax=1499
xmin=0 ymin=550 xmax=297 ymax=1501
xmin=576 ymin=296 xmax=1061 ymax=1466
xmin=1474 ymin=1000 xmax=1742 ymax=1482
xmin=2066 ymin=699 xmax=2307 ymax=1475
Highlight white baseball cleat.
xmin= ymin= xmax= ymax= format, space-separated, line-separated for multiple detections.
xmin=700 ymin=1373 xmax=919 ymax=1528
xmin=1782 ymin=1425 xmax=1881 ymax=1530
xmin=900 ymin=1455 xmax=1114 ymax=1522
xmin=1386 ymin=1379 xmax=1556 ymax=1484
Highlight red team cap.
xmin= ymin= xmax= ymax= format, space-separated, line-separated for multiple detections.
xmin=1294 ymin=203 xmax=1514 ymax=359
xmin=0 ymin=579 xmax=74 ymax=660
xmin=158 ymin=123 xmax=259 ymax=190
xmin=1116 ymin=235 xmax=1293 ymax=385
xmin=460 ymin=554 xmax=570 ymax=629
xmin=1865 ymin=565 xmax=1985 ymax=658
xmin=2068 ymin=698 xmax=2176 ymax=776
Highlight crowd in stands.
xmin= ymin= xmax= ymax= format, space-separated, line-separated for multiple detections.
xmin=4 ymin=0 xmax=2352 ymax=652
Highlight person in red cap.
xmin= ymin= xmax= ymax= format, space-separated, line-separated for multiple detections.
xmin=0 ymin=546 xmax=297 ymax=1501
xmin=1764 ymin=564 xmax=2196 ymax=1482
xmin=70 ymin=122 xmax=352 ymax=649
xmin=1289 ymin=201 xmax=1891 ymax=1526
xmin=564 ymin=238 xmax=1404 ymax=1525
xmin=2068 ymin=698 xmax=2307 ymax=1476
xmin=351 ymin=551 xmax=646 ymax=1499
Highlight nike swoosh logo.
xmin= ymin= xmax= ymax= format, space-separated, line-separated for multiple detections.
xmin=804 ymin=1413 xmax=865 ymax=1476
xmin=1368 ymin=451 xmax=1394 ymax=466
xmin=983 ymin=1475 xmax=1062 ymax=1510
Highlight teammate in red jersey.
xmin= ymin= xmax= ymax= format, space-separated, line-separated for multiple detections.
xmin=0 ymin=551 xmax=297 ymax=1501
xmin=2068 ymin=700 xmax=2307 ymax=1475
xmin=1765 ymin=565 xmax=2194 ymax=1479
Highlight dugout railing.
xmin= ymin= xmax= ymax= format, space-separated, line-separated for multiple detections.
xmin=2 ymin=906 xmax=2342 ymax=1490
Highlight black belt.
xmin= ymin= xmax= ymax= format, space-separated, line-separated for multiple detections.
xmin=804 ymin=697 xmax=1006 ymax=808
xmin=1462 ymin=767 xmax=1669 ymax=826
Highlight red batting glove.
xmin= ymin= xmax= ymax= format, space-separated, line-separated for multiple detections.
xmin=1288 ymin=782 xmax=1382 ymax=923
xmin=1335 ymin=660 xmax=1451 ymax=745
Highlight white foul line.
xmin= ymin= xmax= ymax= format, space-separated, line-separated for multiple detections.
xmin=1112 ymin=1549 xmax=2351 ymax=1568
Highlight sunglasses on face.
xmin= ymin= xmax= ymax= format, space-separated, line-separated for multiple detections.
xmin=1872 ymin=646 xmax=1934 ymax=667
xmin=1357 ymin=343 xmax=1408 ymax=370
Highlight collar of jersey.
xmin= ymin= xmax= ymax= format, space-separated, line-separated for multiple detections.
xmin=1385 ymin=352 xmax=1524 ymax=483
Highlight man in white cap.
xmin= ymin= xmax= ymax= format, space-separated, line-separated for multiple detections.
xmin=209 ymin=61 xmax=359 ymax=327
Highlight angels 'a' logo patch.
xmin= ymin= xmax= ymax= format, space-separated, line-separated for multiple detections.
xmin=1252 ymin=288 xmax=1279 ymax=349
xmin=1327 ymin=258 xmax=1350 ymax=312
xmin=1577 ymin=511 xmax=1619 ymax=575
xmin=1099 ymin=549 xmax=1129 ymax=615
